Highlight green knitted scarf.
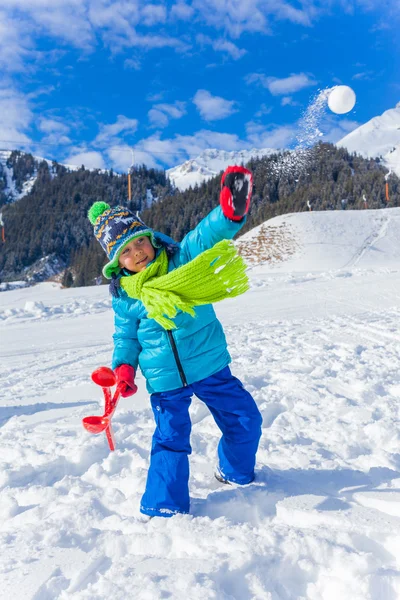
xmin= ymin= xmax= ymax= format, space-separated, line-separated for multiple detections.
xmin=120 ymin=239 xmax=249 ymax=329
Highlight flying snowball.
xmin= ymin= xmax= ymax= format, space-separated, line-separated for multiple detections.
xmin=327 ymin=85 xmax=356 ymax=114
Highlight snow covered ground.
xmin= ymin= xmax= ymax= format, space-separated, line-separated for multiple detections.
xmin=1 ymin=208 xmax=400 ymax=600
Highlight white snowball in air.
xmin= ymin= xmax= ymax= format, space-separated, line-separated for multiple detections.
xmin=327 ymin=86 xmax=356 ymax=114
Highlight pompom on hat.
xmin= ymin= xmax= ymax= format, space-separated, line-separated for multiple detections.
xmin=88 ymin=202 xmax=157 ymax=279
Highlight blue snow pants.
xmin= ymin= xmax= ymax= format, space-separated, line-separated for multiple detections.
xmin=140 ymin=366 xmax=263 ymax=517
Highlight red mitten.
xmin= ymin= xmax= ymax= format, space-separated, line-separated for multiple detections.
xmin=220 ymin=166 xmax=253 ymax=221
xmin=114 ymin=364 xmax=138 ymax=397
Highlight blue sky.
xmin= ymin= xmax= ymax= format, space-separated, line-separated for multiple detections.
xmin=0 ymin=0 xmax=398 ymax=172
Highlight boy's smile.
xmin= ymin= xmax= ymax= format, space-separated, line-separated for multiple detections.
xmin=118 ymin=236 xmax=155 ymax=272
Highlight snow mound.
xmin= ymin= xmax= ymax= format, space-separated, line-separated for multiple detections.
xmin=236 ymin=219 xmax=298 ymax=266
xmin=0 ymin=295 xmax=111 ymax=323
xmin=238 ymin=207 xmax=400 ymax=272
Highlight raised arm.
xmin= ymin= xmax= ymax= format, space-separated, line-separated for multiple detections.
xmin=179 ymin=166 xmax=253 ymax=263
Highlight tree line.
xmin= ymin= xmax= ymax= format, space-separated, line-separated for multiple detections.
xmin=0 ymin=143 xmax=398 ymax=286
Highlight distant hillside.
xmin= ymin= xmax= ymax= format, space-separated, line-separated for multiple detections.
xmin=0 ymin=160 xmax=173 ymax=284
xmin=0 ymin=143 xmax=398 ymax=286
xmin=0 ymin=150 xmax=57 ymax=206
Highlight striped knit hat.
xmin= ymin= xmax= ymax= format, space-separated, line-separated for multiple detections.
xmin=88 ymin=202 xmax=157 ymax=279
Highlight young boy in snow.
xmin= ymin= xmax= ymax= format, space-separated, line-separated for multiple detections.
xmin=88 ymin=166 xmax=262 ymax=518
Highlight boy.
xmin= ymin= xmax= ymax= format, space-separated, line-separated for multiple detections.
xmin=88 ymin=166 xmax=262 ymax=517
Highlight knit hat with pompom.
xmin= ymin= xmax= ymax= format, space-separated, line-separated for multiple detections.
xmin=88 ymin=202 xmax=156 ymax=278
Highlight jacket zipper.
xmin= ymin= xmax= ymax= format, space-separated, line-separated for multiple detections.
xmin=167 ymin=330 xmax=188 ymax=387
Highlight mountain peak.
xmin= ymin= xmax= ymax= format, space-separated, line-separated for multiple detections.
xmin=337 ymin=102 xmax=400 ymax=177
xmin=166 ymin=147 xmax=275 ymax=191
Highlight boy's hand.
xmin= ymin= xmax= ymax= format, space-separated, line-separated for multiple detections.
xmin=220 ymin=166 xmax=253 ymax=221
xmin=114 ymin=364 xmax=138 ymax=397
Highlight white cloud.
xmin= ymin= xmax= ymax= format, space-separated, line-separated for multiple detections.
xmin=322 ymin=118 xmax=360 ymax=143
xmin=27 ymin=85 xmax=57 ymax=100
xmin=69 ymin=113 xmax=360 ymax=173
xmin=158 ymin=103 xmax=186 ymax=119
xmin=0 ymin=86 xmax=76 ymax=153
xmin=141 ymin=4 xmax=167 ymax=26
xmin=33 ymin=2 xmax=93 ymax=48
xmin=103 ymin=114 xmax=362 ymax=172
xmin=129 ymin=129 xmax=250 ymax=168
xmin=352 ymin=71 xmax=374 ymax=80
xmin=246 ymin=72 xmax=317 ymax=95
xmin=0 ymin=0 xmax=397 ymax=78
xmin=0 ymin=87 xmax=33 ymax=147
xmin=192 ymin=0 xmax=270 ymax=37
xmin=124 ymin=58 xmax=141 ymax=70
xmin=94 ymin=115 xmax=139 ymax=147
xmin=196 ymin=34 xmax=246 ymax=60
xmin=147 ymin=92 xmax=165 ymax=102
xmin=246 ymin=121 xmax=297 ymax=148
xmin=0 ymin=11 xmax=32 ymax=72
xmin=148 ymin=109 xmax=169 ymax=129
xmin=281 ymin=96 xmax=300 ymax=106
xmin=65 ymin=150 xmax=106 ymax=169
xmin=213 ymin=38 xmax=247 ymax=59
xmin=88 ymin=1 xmax=172 ymax=52
xmin=190 ymin=0 xmax=399 ymax=38
xmin=273 ymin=2 xmax=313 ymax=25
xmin=106 ymin=144 xmax=142 ymax=171
xmin=193 ymin=89 xmax=238 ymax=121
xmin=125 ymin=121 xmax=306 ymax=169
xmin=38 ymin=119 xmax=70 ymax=135
xmin=148 ymin=102 xmax=187 ymax=128
xmin=43 ymin=134 xmax=72 ymax=147
xmin=170 ymin=2 xmax=195 ymax=20
xmin=255 ymin=103 xmax=273 ymax=118
xmin=355 ymin=0 xmax=398 ymax=11
xmin=0 ymin=1 xmax=183 ymax=73
xmin=37 ymin=118 xmax=71 ymax=146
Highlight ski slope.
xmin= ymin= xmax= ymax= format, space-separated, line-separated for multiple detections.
xmin=1 ymin=208 xmax=400 ymax=600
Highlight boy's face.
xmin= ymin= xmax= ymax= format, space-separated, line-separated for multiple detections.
xmin=118 ymin=236 xmax=156 ymax=272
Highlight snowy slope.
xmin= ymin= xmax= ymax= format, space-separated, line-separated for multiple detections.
xmin=0 ymin=150 xmax=34 ymax=202
xmin=0 ymin=150 xmax=78 ymax=203
xmin=1 ymin=208 xmax=400 ymax=599
xmin=337 ymin=102 xmax=400 ymax=177
xmin=166 ymin=147 xmax=275 ymax=190
xmin=237 ymin=207 xmax=400 ymax=271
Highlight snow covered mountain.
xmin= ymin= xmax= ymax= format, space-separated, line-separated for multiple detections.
xmin=337 ymin=102 xmax=400 ymax=177
xmin=0 ymin=150 xmax=38 ymax=203
xmin=166 ymin=147 xmax=275 ymax=190
xmin=0 ymin=150 xmax=78 ymax=205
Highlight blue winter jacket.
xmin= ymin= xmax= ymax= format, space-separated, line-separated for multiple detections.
xmin=111 ymin=206 xmax=245 ymax=394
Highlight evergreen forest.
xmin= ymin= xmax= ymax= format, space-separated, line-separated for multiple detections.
xmin=0 ymin=144 xmax=398 ymax=286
